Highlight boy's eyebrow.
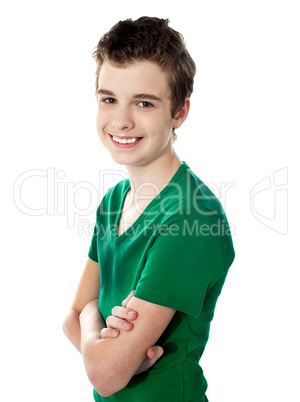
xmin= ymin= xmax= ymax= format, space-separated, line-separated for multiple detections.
xmin=132 ymin=93 xmax=162 ymax=102
xmin=97 ymin=89 xmax=116 ymax=96
xmin=97 ymin=89 xmax=162 ymax=103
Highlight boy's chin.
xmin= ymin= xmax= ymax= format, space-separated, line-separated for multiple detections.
xmin=110 ymin=155 xmax=149 ymax=169
xmin=109 ymin=154 xmax=135 ymax=167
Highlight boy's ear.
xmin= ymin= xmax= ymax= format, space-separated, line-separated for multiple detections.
xmin=173 ymin=98 xmax=190 ymax=130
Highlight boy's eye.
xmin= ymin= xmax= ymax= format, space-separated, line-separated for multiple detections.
xmin=137 ymin=101 xmax=153 ymax=108
xmin=102 ymin=97 xmax=116 ymax=104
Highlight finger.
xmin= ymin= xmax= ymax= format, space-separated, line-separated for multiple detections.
xmin=122 ymin=290 xmax=135 ymax=307
xmin=146 ymin=346 xmax=164 ymax=360
xmin=106 ymin=315 xmax=134 ymax=331
xmin=135 ymin=347 xmax=165 ymax=375
xmin=100 ymin=328 xmax=120 ymax=339
xmin=111 ymin=306 xmax=137 ymax=321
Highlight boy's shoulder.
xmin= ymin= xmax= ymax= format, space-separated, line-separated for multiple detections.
xmin=166 ymin=163 xmax=226 ymax=219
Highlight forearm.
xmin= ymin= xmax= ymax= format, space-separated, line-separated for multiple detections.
xmin=80 ymin=302 xmax=106 ymax=349
xmin=79 ymin=301 xmax=120 ymax=396
xmin=63 ymin=309 xmax=82 ymax=352
xmin=63 ymin=304 xmax=106 ymax=353
xmin=80 ymin=332 xmax=137 ymax=397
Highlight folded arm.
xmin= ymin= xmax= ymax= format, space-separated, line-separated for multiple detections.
xmin=63 ymin=257 xmax=167 ymax=393
xmin=62 ymin=259 xmax=137 ymax=351
xmin=80 ymin=296 xmax=176 ymax=397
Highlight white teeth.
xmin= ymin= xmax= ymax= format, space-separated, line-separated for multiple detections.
xmin=112 ymin=136 xmax=139 ymax=144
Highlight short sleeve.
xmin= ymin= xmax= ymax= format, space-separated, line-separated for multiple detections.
xmin=134 ymin=212 xmax=234 ymax=318
xmin=88 ymin=206 xmax=100 ymax=263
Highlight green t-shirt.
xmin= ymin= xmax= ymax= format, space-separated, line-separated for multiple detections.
xmin=88 ymin=162 xmax=235 ymax=402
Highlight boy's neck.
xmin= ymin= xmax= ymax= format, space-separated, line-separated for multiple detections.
xmin=125 ymin=152 xmax=182 ymax=202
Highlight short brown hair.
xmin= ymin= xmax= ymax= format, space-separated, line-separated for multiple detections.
xmin=93 ymin=17 xmax=196 ymax=118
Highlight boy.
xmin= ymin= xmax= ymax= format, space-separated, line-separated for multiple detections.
xmin=63 ymin=17 xmax=235 ymax=401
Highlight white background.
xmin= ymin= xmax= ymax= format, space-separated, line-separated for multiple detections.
xmin=1 ymin=1 xmax=299 ymax=401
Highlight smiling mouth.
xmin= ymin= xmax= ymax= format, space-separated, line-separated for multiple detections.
xmin=110 ymin=134 xmax=143 ymax=144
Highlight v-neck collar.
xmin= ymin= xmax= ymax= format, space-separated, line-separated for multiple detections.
xmin=113 ymin=162 xmax=189 ymax=244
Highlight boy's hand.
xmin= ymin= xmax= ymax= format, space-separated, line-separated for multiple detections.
xmin=100 ymin=311 xmax=137 ymax=338
xmin=100 ymin=291 xmax=137 ymax=339
xmin=100 ymin=290 xmax=164 ymax=373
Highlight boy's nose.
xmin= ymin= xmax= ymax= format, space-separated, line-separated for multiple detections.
xmin=112 ymin=106 xmax=134 ymax=131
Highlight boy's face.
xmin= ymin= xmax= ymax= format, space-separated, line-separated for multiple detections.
xmin=96 ymin=60 xmax=184 ymax=168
